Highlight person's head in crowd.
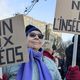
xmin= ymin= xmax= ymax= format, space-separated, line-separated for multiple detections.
xmin=43 ymin=40 xmax=53 ymax=54
xmin=25 ymin=24 xmax=44 ymax=51
xmin=52 ymin=44 xmax=56 ymax=55
xmin=65 ymin=35 xmax=80 ymax=68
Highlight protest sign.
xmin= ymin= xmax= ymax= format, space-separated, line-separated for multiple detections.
xmin=53 ymin=0 xmax=80 ymax=34
xmin=0 ymin=15 xmax=28 ymax=66
xmin=53 ymin=0 xmax=80 ymax=67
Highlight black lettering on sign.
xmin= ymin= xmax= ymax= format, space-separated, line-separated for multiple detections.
xmin=3 ymin=35 xmax=14 ymax=47
xmin=6 ymin=48 xmax=15 ymax=64
xmin=59 ymin=17 xmax=62 ymax=30
xmin=72 ymin=1 xmax=80 ymax=10
xmin=67 ymin=20 xmax=72 ymax=31
xmin=53 ymin=18 xmax=58 ymax=30
xmin=71 ymin=19 xmax=76 ymax=32
xmin=0 ymin=49 xmax=6 ymax=65
xmin=53 ymin=17 xmax=80 ymax=33
xmin=3 ymin=19 xmax=13 ymax=35
xmin=0 ymin=46 xmax=24 ymax=66
xmin=15 ymin=46 xmax=23 ymax=62
xmin=60 ymin=18 xmax=67 ymax=31
xmin=76 ymin=21 xmax=80 ymax=33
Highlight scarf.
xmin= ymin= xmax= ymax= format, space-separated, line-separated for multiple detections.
xmin=16 ymin=48 xmax=52 ymax=80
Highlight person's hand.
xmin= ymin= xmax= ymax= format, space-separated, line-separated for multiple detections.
xmin=0 ymin=74 xmax=8 ymax=80
xmin=66 ymin=65 xmax=80 ymax=80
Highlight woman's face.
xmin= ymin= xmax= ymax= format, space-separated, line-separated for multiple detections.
xmin=26 ymin=31 xmax=44 ymax=50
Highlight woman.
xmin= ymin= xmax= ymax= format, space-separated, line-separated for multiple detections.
xmin=16 ymin=24 xmax=62 ymax=80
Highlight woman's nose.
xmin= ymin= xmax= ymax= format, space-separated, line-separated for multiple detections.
xmin=35 ymin=35 xmax=39 ymax=39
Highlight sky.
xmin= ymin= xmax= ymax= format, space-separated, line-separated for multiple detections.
xmin=0 ymin=0 xmax=73 ymax=42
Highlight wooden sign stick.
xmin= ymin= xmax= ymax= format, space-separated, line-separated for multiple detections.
xmin=72 ymin=34 xmax=78 ymax=67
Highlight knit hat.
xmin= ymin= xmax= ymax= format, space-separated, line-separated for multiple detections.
xmin=25 ymin=24 xmax=42 ymax=36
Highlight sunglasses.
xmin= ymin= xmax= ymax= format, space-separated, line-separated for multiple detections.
xmin=29 ymin=32 xmax=44 ymax=39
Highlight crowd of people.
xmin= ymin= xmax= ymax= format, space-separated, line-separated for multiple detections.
xmin=1 ymin=24 xmax=80 ymax=80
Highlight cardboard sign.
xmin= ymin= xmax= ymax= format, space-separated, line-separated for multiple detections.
xmin=53 ymin=0 xmax=80 ymax=34
xmin=0 ymin=15 xmax=28 ymax=66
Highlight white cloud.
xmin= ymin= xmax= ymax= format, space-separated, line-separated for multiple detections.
xmin=0 ymin=0 xmax=30 ymax=20
xmin=0 ymin=0 xmax=26 ymax=20
xmin=62 ymin=33 xmax=74 ymax=41
xmin=0 ymin=0 xmax=11 ymax=19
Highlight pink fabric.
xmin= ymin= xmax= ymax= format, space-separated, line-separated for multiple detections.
xmin=43 ymin=51 xmax=55 ymax=61
xmin=0 ymin=74 xmax=8 ymax=80
xmin=66 ymin=66 xmax=80 ymax=80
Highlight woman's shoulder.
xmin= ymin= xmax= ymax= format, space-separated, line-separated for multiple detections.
xmin=42 ymin=56 xmax=62 ymax=80
xmin=42 ymin=56 xmax=57 ymax=69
